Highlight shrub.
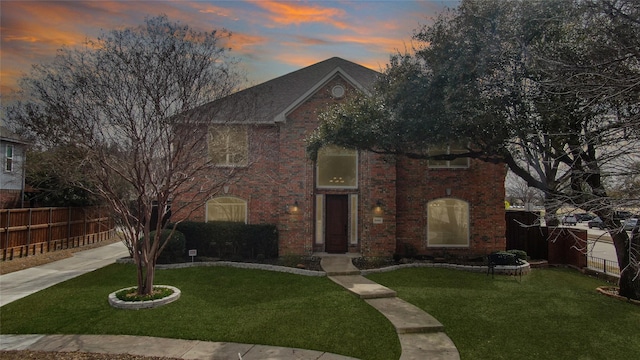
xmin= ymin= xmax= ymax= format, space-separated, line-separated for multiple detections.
xmin=507 ymin=249 xmax=528 ymax=260
xmin=488 ymin=251 xmax=520 ymax=266
xmin=172 ymin=221 xmax=278 ymax=260
xmin=141 ymin=229 xmax=186 ymax=264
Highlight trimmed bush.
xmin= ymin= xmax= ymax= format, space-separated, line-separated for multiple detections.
xmin=173 ymin=221 xmax=278 ymax=260
xmin=488 ymin=251 xmax=520 ymax=266
xmin=507 ymin=249 xmax=528 ymax=260
xmin=142 ymin=230 xmax=186 ymax=264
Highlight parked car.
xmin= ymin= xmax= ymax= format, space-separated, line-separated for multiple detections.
xmin=614 ymin=211 xmax=633 ymax=220
xmin=622 ymin=218 xmax=638 ymax=231
xmin=562 ymin=215 xmax=577 ymax=226
xmin=575 ymin=213 xmax=595 ymax=222
xmin=588 ymin=217 xmax=605 ymax=229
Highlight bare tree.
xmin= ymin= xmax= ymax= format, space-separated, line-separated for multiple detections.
xmin=4 ymin=15 xmax=243 ymax=295
xmin=506 ymin=171 xmax=544 ymax=209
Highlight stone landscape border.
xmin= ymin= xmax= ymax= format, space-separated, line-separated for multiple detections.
xmin=116 ymin=257 xmax=530 ymax=277
xmin=108 ymin=285 xmax=181 ymax=310
xmin=361 ymin=261 xmax=531 ymax=276
xmin=596 ymin=286 xmax=640 ymax=306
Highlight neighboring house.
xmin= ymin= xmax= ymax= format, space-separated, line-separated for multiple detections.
xmin=173 ymin=57 xmax=506 ymax=258
xmin=0 ymin=126 xmax=29 ymax=208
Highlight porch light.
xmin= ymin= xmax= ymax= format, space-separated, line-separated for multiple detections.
xmin=288 ymin=200 xmax=300 ymax=214
xmin=445 ymin=188 xmax=452 ymax=197
xmin=373 ymin=200 xmax=384 ymax=215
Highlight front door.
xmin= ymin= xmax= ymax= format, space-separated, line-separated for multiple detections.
xmin=325 ymin=195 xmax=348 ymax=253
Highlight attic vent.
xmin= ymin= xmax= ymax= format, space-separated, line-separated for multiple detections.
xmin=331 ymin=85 xmax=345 ymax=99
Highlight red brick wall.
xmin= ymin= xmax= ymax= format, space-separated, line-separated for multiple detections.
xmin=277 ymin=76 xmax=360 ymax=255
xmin=396 ymin=157 xmax=507 ymax=258
xmin=171 ymin=124 xmax=281 ymax=224
xmin=175 ymin=73 xmax=507 ymax=259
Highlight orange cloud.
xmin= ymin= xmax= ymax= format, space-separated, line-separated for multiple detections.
xmin=227 ymin=32 xmax=269 ymax=54
xmin=272 ymin=52 xmax=384 ymax=74
xmin=191 ymin=2 xmax=240 ymax=21
xmin=272 ymin=52 xmax=328 ymax=68
xmin=251 ymin=0 xmax=348 ymax=29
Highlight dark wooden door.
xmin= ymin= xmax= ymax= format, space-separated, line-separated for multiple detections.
xmin=325 ymin=195 xmax=348 ymax=253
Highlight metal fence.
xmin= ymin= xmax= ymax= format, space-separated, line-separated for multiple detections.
xmin=1 ymin=206 xmax=115 ymax=260
xmin=587 ymin=256 xmax=620 ymax=277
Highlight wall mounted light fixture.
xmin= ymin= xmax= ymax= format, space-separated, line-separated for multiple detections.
xmin=445 ymin=188 xmax=452 ymax=197
xmin=288 ymin=200 xmax=300 ymax=214
xmin=373 ymin=200 xmax=384 ymax=215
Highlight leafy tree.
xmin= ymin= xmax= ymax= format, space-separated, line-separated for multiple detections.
xmin=4 ymin=16 xmax=242 ymax=295
xmin=308 ymin=0 xmax=640 ymax=299
xmin=24 ymin=146 xmax=103 ymax=207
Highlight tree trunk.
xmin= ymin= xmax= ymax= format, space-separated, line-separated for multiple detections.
xmin=143 ymin=261 xmax=155 ymax=295
xmin=611 ymin=230 xmax=640 ymax=300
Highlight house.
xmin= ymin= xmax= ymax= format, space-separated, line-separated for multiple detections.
xmin=173 ymin=57 xmax=506 ymax=258
xmin=0 ymin=126 xmax=29 ymax=208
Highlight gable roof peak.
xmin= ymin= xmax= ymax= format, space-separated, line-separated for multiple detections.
xmin=185 ymin=57 xmax=380 ymax=125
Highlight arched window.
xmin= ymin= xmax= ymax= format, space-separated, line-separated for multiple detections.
xmin=206 ymin=196 xmax=247 ymax=223
xmin=427 ymin=198 xmax=469 ymax=247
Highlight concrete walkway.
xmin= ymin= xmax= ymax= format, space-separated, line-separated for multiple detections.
xmin=321 ymin=256 xmax=460 ymax=360
xmin=0 ymin=242 xmax=354 ymax=359
xmin=1 ymin=243 xmax=459 ymax=359
xmin=0 ymin=241 xmax=130 ymax=307
xmin=0 ymin=334 xmax=357 ymax=359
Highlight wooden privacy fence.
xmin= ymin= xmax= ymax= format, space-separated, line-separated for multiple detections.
xmin=506 ymin=210 xmax=588 ymax=270
xmin=0 ymin=207 xmax=115 ymax=261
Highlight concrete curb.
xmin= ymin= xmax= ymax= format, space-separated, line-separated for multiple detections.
xmin=108 ymin=285 xmax=181 ymax=310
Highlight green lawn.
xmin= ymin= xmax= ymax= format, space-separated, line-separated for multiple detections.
xmin=3 ymin=264 xmax=639 ymax=360
xmin=0 ymin=264 xmax=400 ymax=360
xmin=368 ymin=267 xmax=640 ymax=360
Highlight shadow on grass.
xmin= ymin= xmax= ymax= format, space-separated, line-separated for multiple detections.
xmin=0 ymin=263 xmax=400 ymax=360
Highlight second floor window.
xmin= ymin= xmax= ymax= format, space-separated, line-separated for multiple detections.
xmin=316 ymin=145 xmax=358 ymax=189
xmin=208 ymin=125 xmax=248 ymax=166
xmin=427 ymin=144 xmax=469 ymax=169
xmin=5 ymin=144 xmax=14 ymax=172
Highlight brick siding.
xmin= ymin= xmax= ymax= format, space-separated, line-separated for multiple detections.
xmin=176 ymin=74 xmax=507 ymax=258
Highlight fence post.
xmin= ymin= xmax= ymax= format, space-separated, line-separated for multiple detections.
xmin=26 ymin=208 xmax=32 ymax=257
xmin=5 ymin=209 xmax=11 ymax=254
xmin=83 ymin=208 xmax=88 ymax=246
xmin=67 ymin=207 xmax=71 ymax=249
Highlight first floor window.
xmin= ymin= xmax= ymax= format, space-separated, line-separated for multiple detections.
xmin=206 ymin=196 xmax=247 ymax=223
xmin=427 ymin=198 xmax=469 ymax=247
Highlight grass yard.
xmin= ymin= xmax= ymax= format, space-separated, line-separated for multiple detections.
xmin=0 ymin=263 xmax=400 ymax=360
xmin=368 ymin=267 xmax=640 ymax=360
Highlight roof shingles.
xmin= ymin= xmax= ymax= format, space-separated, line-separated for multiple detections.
xmin=184 ymin=57 xmax=380 ymax=124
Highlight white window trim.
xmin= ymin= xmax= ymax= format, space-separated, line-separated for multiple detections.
xmin=349 ymin=194 xmax=358 ymax=245
xmin=426 ymin=198 xmax=470 ymax=248
xmin=428 ymin=145 xmax=469 ymax=169
xmin=315 ymin=194 xmax=324 ymax=245
xmin=205 ymin=196 xmax=248 ymax=223
xmin=5 ymin=144 xmax=14 ymax=172
xmin=316 ymin=147 xmax=359 ymax=189
xmin=208 ymin=126 xmax=248 ymax=167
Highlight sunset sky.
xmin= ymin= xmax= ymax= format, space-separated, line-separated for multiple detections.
xmin=1 ymin=0 xmax=457 ymax=98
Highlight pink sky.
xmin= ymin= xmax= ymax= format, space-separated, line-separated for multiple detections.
xmin=0 ymin=1 xmax=456 ymax=98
